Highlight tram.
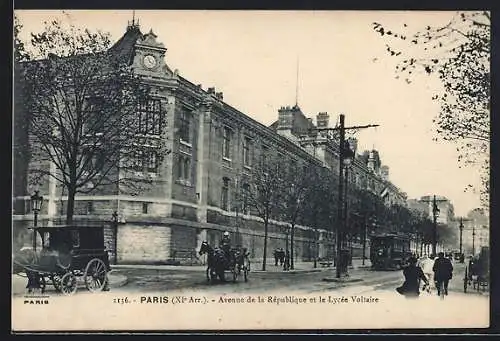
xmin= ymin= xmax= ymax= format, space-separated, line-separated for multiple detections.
xmin=370 ymin=233 xmax=412 ymax=270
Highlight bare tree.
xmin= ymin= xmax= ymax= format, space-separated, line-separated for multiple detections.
xmin=372 ymin=11 xmax=490 ymax=206
xmin=16 ymin=18 xmax=169 ymax=224
xmin=243 ymin=149 xmax=285 ymax=271
xmin=281 ymin=161 xmax=314 ymax=270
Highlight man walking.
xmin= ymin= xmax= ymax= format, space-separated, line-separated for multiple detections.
xmin=433 ymin=252 xmax=453 ymax=296
xmin=419 ymin=254 xmax=434 ymax=292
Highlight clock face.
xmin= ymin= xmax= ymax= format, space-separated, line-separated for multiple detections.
xmin=143 ymin=55 xmax=157 ymax=69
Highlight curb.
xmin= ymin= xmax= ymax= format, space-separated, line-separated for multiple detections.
xmin=252 ymin=269 xmax=324 ymax=274
xmin=322 ymin=277 xmax=364 ymax=283
xmin=111 ymin=265 xmax=206 ymax=272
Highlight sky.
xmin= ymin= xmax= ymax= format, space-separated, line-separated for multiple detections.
xmin=14 ymin=10 xmax=489 ymax=217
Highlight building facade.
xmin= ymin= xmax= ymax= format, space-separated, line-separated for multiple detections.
xmin=461 ymin=208 xmax=489 ymax=255
xmin=13 ymin=22 xmax=407 ymax=264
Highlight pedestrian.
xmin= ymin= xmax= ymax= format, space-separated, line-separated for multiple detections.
xmin=433 ymin=252 xmax=453 ymax=296
xmin=273 ymin=248 xmax=279 ymax=266
xmin=396 ymin=256 xmax=429 ymax=298
xmin=283 ymin=250 xmax=290 ymax=271
xmin=419 ymin=254 xmax=434 ymax=293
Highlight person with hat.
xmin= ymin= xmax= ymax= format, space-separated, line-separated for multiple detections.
xmin=220 ymin=231 xmax=233 ymax=267
xmin=396 ymin=256 xmax=429 ymax=298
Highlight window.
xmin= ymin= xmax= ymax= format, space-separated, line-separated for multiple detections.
xmin=222 ymin=127 xmax=232 ymax=159
xmin=142 ymin=202 xmax=149 ymax=214
xmin=242 ymin=183 xmax=250 ymax=215
xmin=87 ymin=201 xmax=94 ymax=214
xmin=243 ymin=137 xmax=253 ymax=166
xmin=261 ymin=145 xmax=269 ymax=164
xmin=131 ymin=149 xmax=159 ymax=173
xmin=179 ymin=110 xmax=191 ymax=143
xmin=83 ymin=97 xmax=105 ymax=134
xmin=138 ymin=99 xmax=163 ymax=136
xmin=133 ymin=150 xmax=144 ymax=172
xmin=221 ymin=177 xmax=230 ymax=211
xmin=146 ymin=151 xmax=158 ymax=172
xmin=177 ymin=154 xmax=191 ymax=182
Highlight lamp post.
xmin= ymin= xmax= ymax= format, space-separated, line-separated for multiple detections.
xmin=459 ymin=217 xmax=464 ymax=256
xmin=30 ymin=191 xmax=43 ymax=253
xmin=472 ymin=225 xmax=476 ymax=256
xmin=431 ymin=195 xmax=440 ymax=256
xmin=111 ymin=211 xmax=119 ymax=265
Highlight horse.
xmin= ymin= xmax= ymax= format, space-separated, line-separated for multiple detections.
xmin=198 ymin=241 xmax=228 ymax=282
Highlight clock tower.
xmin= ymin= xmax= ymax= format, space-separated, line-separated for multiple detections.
xmin=132 ymin=27 xmax=173 ymax=76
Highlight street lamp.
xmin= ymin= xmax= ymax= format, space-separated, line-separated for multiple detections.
xmin=431 ymin=195 xmax=440 ymax=256
xmin=30 ymin=190 xmax=43 ymax=252
xmin=111 ymin=211 xmax=119 ymax=265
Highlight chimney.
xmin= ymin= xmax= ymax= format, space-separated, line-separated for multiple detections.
xmin=367 ymin=150 xmax=375 ymax=172
xmin=316 ymin=112 xmax=329 ymax=128
xmin=207 ymin=87 xmax=215 ymax=95
xmin=277 ymin=106 xmax=294 ymax=131
xmin=215 ymin=92 xmax=224 ymax=101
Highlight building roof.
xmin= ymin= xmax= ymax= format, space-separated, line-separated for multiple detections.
xmin=108 ymin=24 xmax=144 ymax=64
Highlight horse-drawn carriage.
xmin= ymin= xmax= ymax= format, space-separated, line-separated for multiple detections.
xmin=199 ymin=241 xmax=250 ymax=283
xmin=13 ymin=225 xmax=111 ymax=295
xmin=464 ymin=246 xmax=489 ymax=293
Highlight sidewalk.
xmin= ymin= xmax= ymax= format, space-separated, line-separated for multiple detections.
xmin=11 ymin=270 xmax=128 ymax=296
xmin=111 ymin=259 xmax=372 ymax=274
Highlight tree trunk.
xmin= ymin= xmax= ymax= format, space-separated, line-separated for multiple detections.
xmin=262 ymin=217 xmax=268 ymax=271
xmin=66 ymin=185 xmax=76 ymax=225
xmin=290 ymin=223 xmax=295 ymax=270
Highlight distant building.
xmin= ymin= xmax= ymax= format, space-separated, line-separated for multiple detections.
xmin=462 ymin=208 xmax=489 ymax=255
xmin=407 ymin=195 xmax=455 ymax=225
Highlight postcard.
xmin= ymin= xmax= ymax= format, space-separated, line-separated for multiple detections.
xmin=12 ymin=9 xmax=490 ymax=331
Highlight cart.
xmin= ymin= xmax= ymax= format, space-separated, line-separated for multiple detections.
xmin=13 ymin=225 xmax=111 ymax=296
xmin=463 ymin=246 xmax=489 ymax=293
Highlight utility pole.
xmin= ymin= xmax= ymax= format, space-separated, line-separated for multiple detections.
xmin=420 ymin=195 xmax=448 ymax=256
xmin=472 ymin=225 xmax=476 ymax=256
xmin=313 ymin=115 xmax=379 ymax=279
xmin=458 ymin=217 xmax=471 ymax=256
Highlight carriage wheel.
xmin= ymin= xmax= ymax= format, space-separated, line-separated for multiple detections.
xmin=51 ymin=274 xmax=63 ymax=292
xmin=84 ymin=258 xmax=108 ymax=293
xmin=60 ymin=272 xmax=77 ymax=296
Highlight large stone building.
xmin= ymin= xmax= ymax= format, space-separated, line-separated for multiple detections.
xmin=13 ymin=21 xmax=407 ymax=264
xmin=462 ymin=208 xmax=489 ymax=255
xmin=407 ymin=195 xmax=455 ymax=225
